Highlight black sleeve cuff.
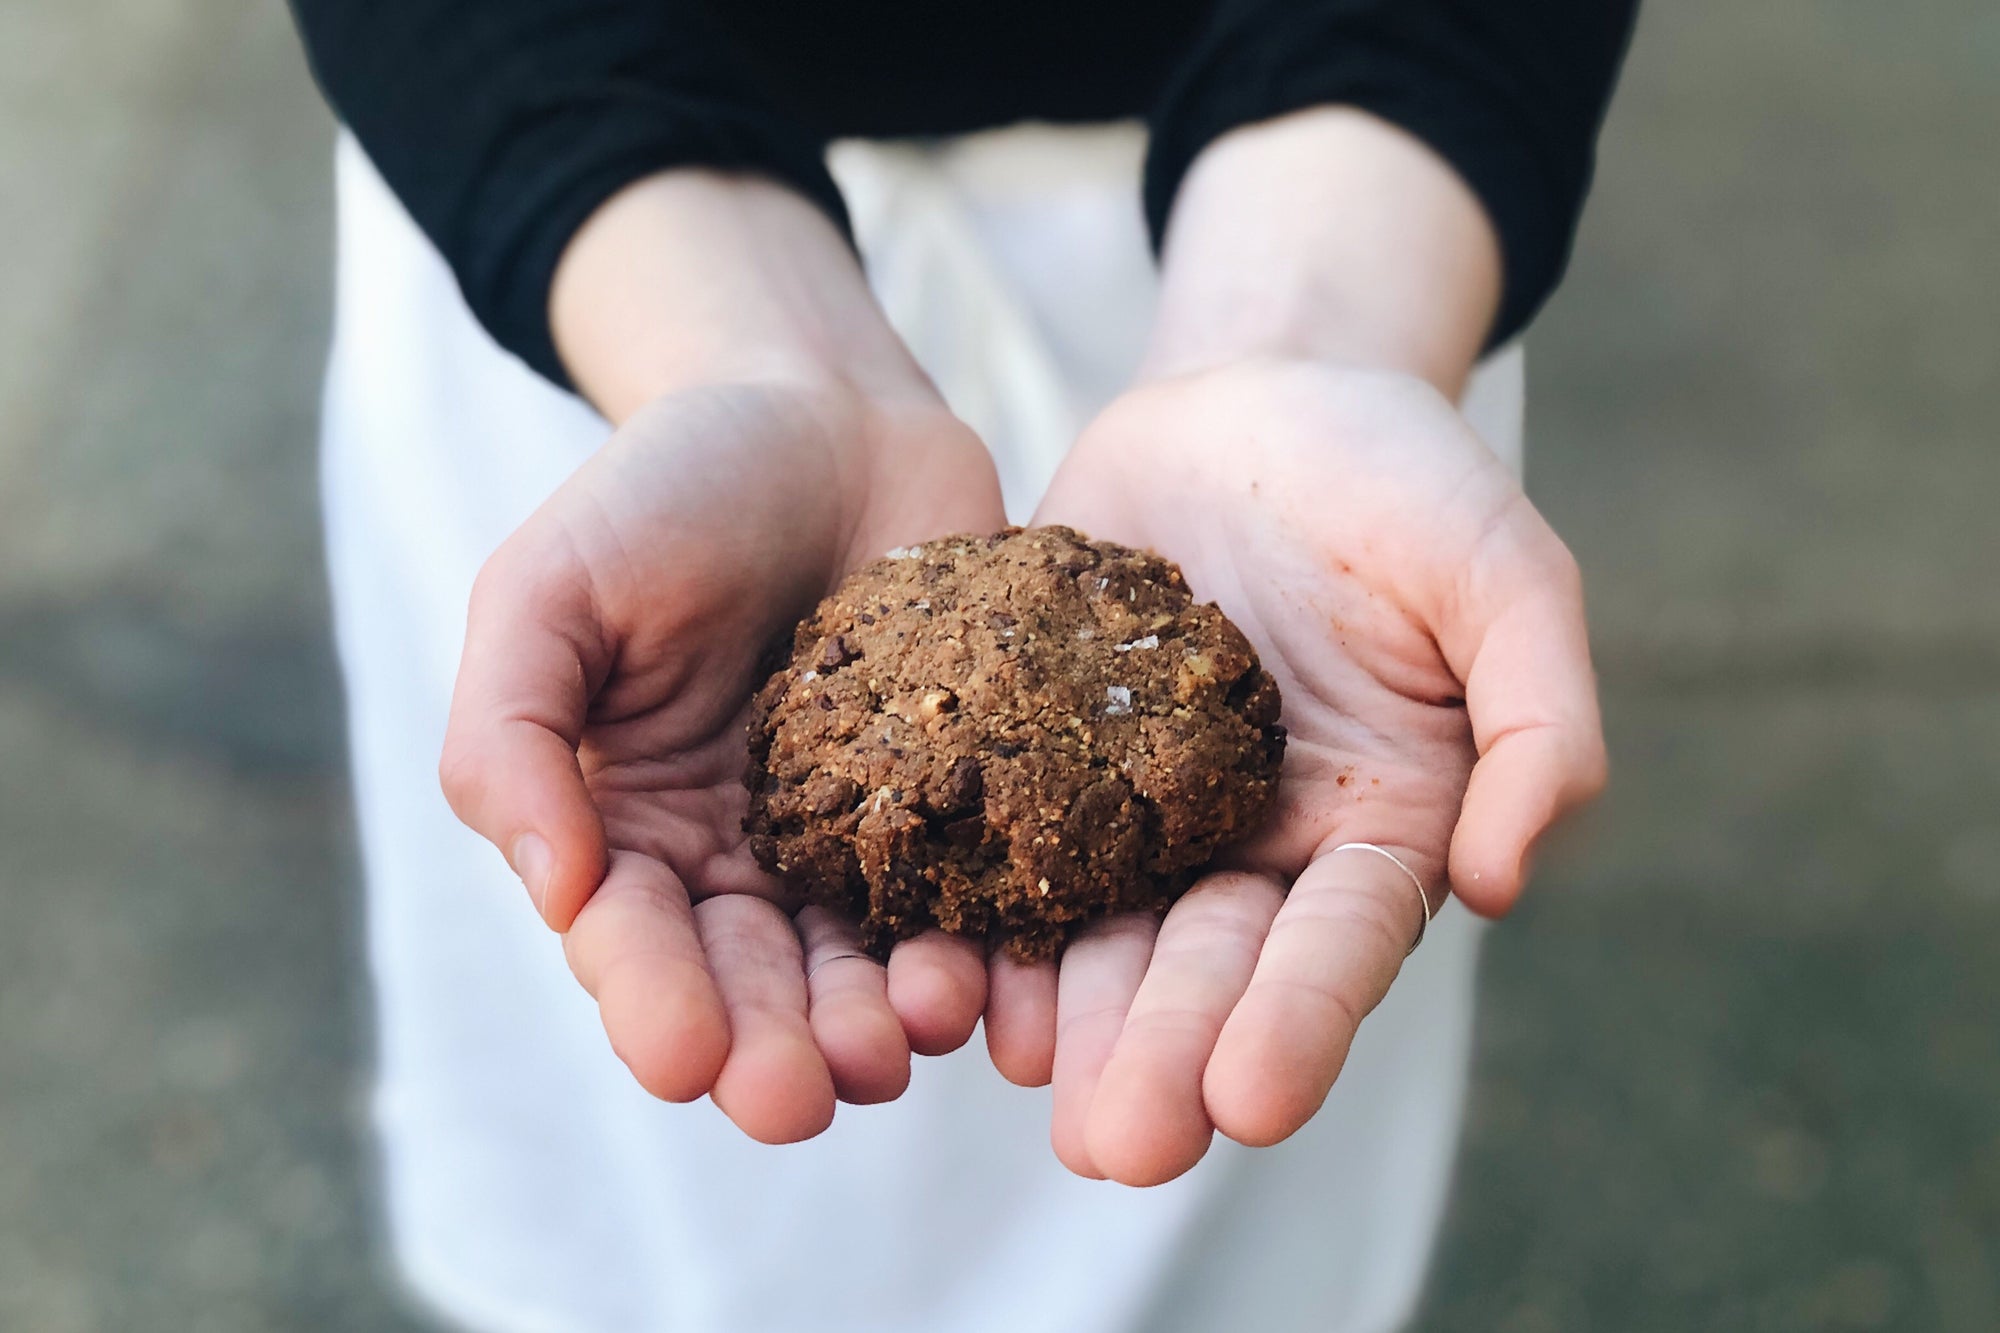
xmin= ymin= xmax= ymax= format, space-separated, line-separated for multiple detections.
xmin=461 ymin=105 xmax=852 ymax=389
xmin=290 ymin=0 xmax=852 ymax=393
xmin=1144 ymin=4 xmax=1636 ymax=350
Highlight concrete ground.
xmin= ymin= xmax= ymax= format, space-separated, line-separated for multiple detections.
xmin=0 ymin=2 xmax=1993 ymax=1330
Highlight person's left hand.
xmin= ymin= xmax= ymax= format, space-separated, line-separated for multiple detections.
xmin=979 ymin=358 xmax=1607 ymax=1185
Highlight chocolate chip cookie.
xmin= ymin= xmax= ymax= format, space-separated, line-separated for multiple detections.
xmin=743 ymin=526 xmax=1284 ymax=960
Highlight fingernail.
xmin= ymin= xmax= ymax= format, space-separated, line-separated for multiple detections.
xmin=511 ymin=833 xmax=553 ymax=920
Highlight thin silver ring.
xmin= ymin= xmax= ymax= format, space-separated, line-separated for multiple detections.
xmin=806 ymin=950 xmax=876 ymax=983
xmin=1330 ymin=842 xmax=1433 ymax=955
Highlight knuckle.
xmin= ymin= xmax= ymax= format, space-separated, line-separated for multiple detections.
xmin=1540 ymin=536 xmax=1586 ymax=599
xmin=435 ymin=736 xmax=486 ymax=814
xmin=466 ymin=548 xmax=514 ymax=616
xmin=1056 ymin=1002 xmax=1133 ymax=1041
xmin=468 ymin=557 xmax=544 ymax=634
xmin=469 ymin=535 xmax=569 ymax=621
xmin=1576 ymin=735 xmax=1612 ymax=800
xmin=1286 ymin=882 xmax=1411 ymax=961
xmin=1120 ymin=1003 xmax=1225 ymax=1049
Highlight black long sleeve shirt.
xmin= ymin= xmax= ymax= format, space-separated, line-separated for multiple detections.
xmin=290 ymin=0 xmax=1637 ymax=388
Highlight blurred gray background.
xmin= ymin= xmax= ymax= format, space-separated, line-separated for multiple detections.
xmin=1 ymin=2 xmax=1994 ymax=1329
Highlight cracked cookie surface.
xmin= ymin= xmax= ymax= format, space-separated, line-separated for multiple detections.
xmin=744 ymin=526 xmax=1285 ymax=960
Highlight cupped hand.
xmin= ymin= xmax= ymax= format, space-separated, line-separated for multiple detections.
xmin=982 ymin=360 xmax=1606 ymax=1184
xmin=440 ymin=377 xmax=1007 ymax=1142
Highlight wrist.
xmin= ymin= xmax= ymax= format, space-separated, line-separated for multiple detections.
xmin=550 ymin=171 xmax=935 ymax=423
xmin=1141 ymin=108 xmax=1502 ymax=398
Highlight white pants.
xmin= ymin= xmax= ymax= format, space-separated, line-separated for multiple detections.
xmin=320 ymin=125 xmax=1523 ymax=1333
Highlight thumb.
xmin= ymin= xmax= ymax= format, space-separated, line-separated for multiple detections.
xmin=1435 ymin=522 xmax=1607 ymax=917
xmin=440 ymin=541 xmax=611 ymax=929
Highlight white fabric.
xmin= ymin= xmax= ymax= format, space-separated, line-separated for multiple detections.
xmin=320 ymin=124 xmax=1524 ymax=1333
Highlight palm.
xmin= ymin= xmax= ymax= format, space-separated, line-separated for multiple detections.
xmin=1080 ymin=501 xmax=1478 ymax=890
xmin=582 ymin=710 xmax=768 ymax=899
xmin=443 ymin=379 xmax=1009 ymax=1140
xmin=545 ymin=390 xmax=862 ymax=908
xmin=981 ymin=361 xmax=1606 ymax=1185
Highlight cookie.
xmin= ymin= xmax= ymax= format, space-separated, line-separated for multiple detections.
xmin=743 ymin=526 xmax=1285 ymax=960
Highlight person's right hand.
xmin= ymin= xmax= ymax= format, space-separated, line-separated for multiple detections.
xmin=439 ymin=172 xmax=1009 ymax=1144
xmin=441 ymin=377 xmax=1006 ymax=1142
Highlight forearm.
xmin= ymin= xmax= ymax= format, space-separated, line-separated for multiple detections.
xmin=1142 ymin=108 xmax=1502 ymax=398
xmin=550 ymin=171 xmax=932 ymax=423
